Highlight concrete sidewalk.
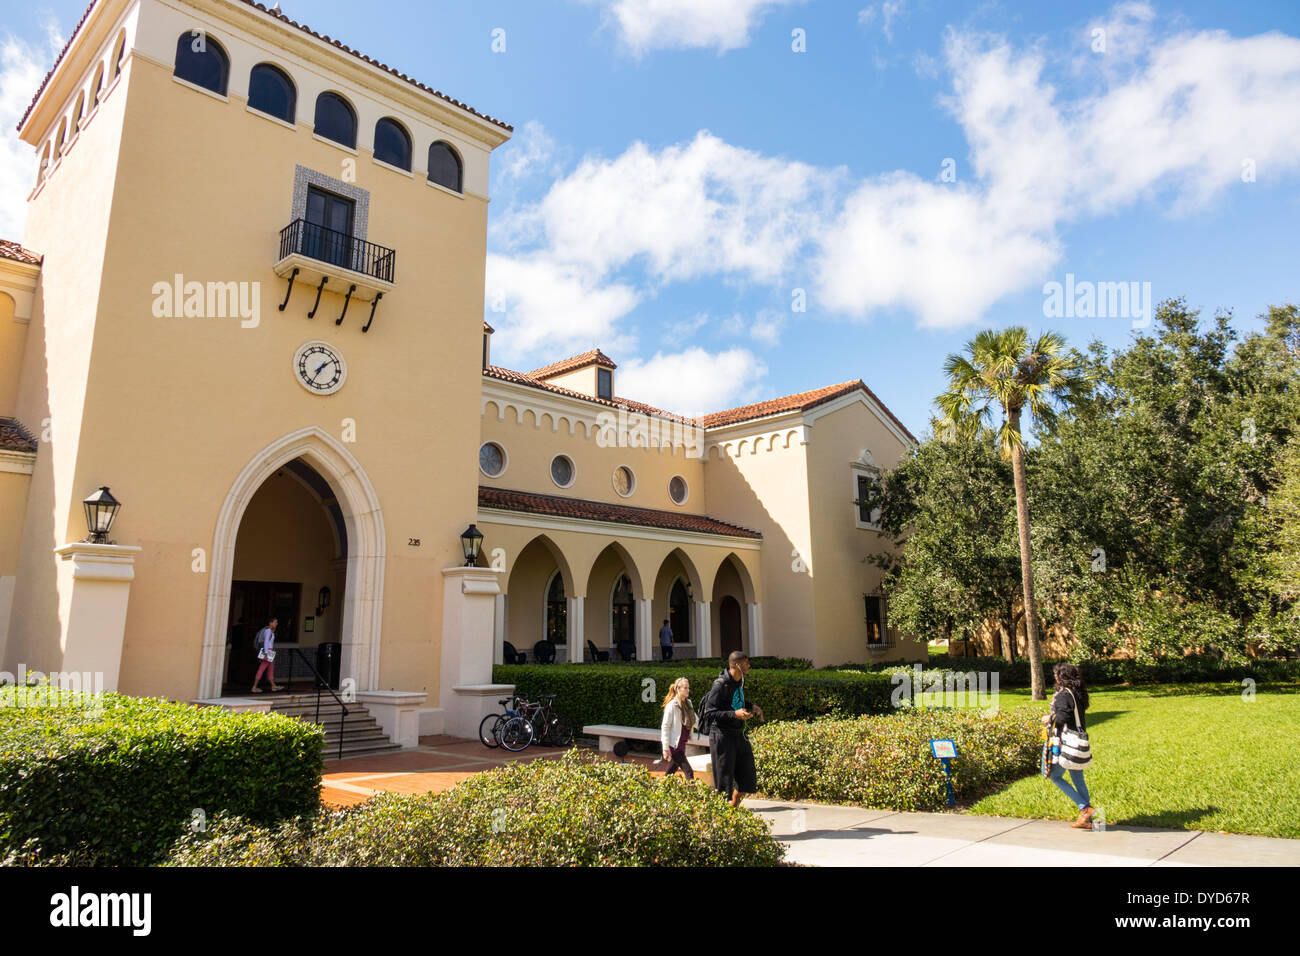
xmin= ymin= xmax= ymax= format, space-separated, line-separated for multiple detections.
xmin=743 ymin=799 xmax=1300 ymax=867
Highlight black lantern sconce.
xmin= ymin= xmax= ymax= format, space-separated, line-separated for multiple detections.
xmin=315 ymin=586 xmax=331 ymax=616
xmin=82 ymin=486 xmax=121 ymax=544
xmin=461 ymin=524 xmax=484 ymax=567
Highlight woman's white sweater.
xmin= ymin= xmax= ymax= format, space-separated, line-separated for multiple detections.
xmin=660 ymin=699 xmax=693 ymax=752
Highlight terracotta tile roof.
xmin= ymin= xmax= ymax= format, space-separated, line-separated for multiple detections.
xmin=20 ymin=0 xmax=512 ymax=133
xmin=700 ymin=380 xmax=918 ymax=442
xmin=483 ymin=365 xmax=692 ymax=423
xmin=0 ymin=418 xmax=38 ymax=453
xmin=479 ymin=487 xmax=762 ymax=539
xmin=0 ymin=239 xmax=42 ymax=266
xmin=528 ymin=349 xmax=617 ymax=380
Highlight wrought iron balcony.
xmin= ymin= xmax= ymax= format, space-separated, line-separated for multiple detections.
xmin=278 ymin=219 xmax=395 ymax=283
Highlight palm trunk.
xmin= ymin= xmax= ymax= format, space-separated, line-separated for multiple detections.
xmin=1010 ymin=424 xmax=1045 ymax=700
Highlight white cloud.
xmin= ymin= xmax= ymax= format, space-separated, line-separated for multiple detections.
xmin=485 ymin=253 xmax=641 ymax=364
xmin=858 ymin=1 xmax=906 ymax=43
xmin=495 ymin=3 xmax=1300 ymax=345
xmin=0 ymin=28 xmax=59 ymax=241
xmin=723 ymin=308 xmax=784 ymax=345
xmin=590 ymin=0 xmax=805 ymax=55
xmin=617 ymin=347 xmax=768 ymax=416
xmin=497 ymin=131 xmax=837 ymax=286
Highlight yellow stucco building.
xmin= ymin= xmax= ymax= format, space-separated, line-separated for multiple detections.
xmin=0 ymin=0 xmax=922 ymax=745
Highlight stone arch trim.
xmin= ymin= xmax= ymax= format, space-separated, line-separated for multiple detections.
xmin=706 ymin=551 xmax=758 ymax=604
xmin=198 ymin=426 xmax=386 ymax=698
xmin=505 ymin=533 xmax=577 ymax=597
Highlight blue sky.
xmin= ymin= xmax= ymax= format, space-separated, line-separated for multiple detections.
xmin=3 ymin=0 xmax=1299 ymax=434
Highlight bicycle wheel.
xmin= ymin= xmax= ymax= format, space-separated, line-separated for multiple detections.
xmin=478 ymin=713 xmax=504 ymax=748
xmin=499 ymin=716 xmax=534 ymax=752
xmin=549 ymin=715 xmax=574 ymax=747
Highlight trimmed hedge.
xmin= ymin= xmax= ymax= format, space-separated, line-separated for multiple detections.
xmin=751 ymin=708 xmax=1042 ymax=811
xmin=492 ymin=663 xmax=902 ymax=731
xmin=0 ymin=688 xmax=323 ymax=866
xmin=602 ymin=656 xmax=812 ymax=670
xmin=166 ymin=749 xmax=785 ymax=867
xmin=861 ymin=654 xmax=1300 ymax=688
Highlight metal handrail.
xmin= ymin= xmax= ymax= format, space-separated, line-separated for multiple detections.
xmin=283 ymin=647 xmax=349 ymax=760
xmin=278 ymin=218 xmax=396 ymax=284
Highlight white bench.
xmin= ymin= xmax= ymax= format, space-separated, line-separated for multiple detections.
xmin=583 ymin=723 xmax=711 ymax=756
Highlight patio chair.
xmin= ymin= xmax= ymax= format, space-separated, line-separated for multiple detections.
xmin=532 ymin=640 xmax=557 ymax=664
xmin=587 ymin=640 xmax=610 ymax=662
xmin=616 ymin=640 xmax=636 ymax=661
xmin=502 ymin=641 xmax=526 ymax=665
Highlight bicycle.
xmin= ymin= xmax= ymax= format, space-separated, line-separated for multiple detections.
xmin=479 ymin=697 xmax=534 ymax=751
xmin=521 ymin=693 xmax=574 ymax=747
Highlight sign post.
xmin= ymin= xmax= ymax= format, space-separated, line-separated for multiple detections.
xmin=930 ymin=738 xmax=959 ymax=808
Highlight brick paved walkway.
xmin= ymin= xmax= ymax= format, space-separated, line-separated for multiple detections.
xmin=321 ymin=736 xmax=660 ymax=807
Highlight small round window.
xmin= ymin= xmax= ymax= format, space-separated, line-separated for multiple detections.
xmin=668 ymin=476 xmax=688 ymax=505
xmin=550 ymin=454 xmax=575 ymax=488
xmin=612 ymin=465 xmax=635 ymax=497
xmin=479 ymin=442 xmax=506 ymax=478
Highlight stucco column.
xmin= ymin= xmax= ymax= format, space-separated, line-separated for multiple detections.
xmin=636 ymin=598 xmax=653 ymax=660
xmin=747 ymin=602 xmax=763 ymax=656
xmin=693 ymin=601 xmax=712 ymax=658
xmin=567 ymin=596 xmax=585 ymax=662
xmin=493 ymin=593 xmax=506 ymax=665
xmin=439 ymin=566 xmax=509 ymax=739
xmin=52 ymin=543 xmax=143 ymax=692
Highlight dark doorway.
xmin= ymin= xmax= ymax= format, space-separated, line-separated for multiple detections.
xmin=611 ymin=574 xmax=635 ymax=647
xmin=719 ymin=596 xmax=743 ymax=658
xmin=226 ymin=581 xmax=301 ymax=690
xmin=304 ymin=185 xmax=355 ymax=268
xmin=546 ymin=572 xmax=567 ymax=645
xmin=669 ymin=579 xmax=691 ymax=644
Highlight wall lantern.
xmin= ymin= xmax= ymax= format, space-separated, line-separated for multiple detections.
xmin=315 ymin=586 xmax=332 ymax=616
xmin=460 ymin=524 xmax=484 ymax=567
xmin=82 ymin=486 xmax=121 ymax=543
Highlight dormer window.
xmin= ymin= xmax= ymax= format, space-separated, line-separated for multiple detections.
xmin=597 ymin=368 xmax=612 ymax=400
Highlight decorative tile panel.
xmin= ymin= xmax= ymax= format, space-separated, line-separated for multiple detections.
xmin=290 ymin=165 xmax=370 ymax=240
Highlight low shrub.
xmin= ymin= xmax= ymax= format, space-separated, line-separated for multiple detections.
xmin=604 ymin=656 xmax=812 ymax=670
xmin=492 ymin=663 xmax=901 ymax=731
xmin=0 ymin=688 xmax=323 ymax=866
xmin=167 ymin=750 xmax=785 ymax=867
xmin=751 ymin=707 xmax=1042 ymax=811
xmin=856 ymin=654 xmax=1300 ymax=689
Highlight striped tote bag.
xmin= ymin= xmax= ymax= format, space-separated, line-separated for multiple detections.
xmin=1056 ymin=689 xmax=1092 ymax=770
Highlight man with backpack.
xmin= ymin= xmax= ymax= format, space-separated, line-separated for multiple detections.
xmin=699 ymin=651 xmax=763 ymax=808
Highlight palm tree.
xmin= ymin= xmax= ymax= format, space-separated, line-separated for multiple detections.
xmin=937 ymin=327 xmax=1090 ymax=700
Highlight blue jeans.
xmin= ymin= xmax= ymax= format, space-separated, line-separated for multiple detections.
xmin=1048 ymin=764 xmax=1091 ymax=810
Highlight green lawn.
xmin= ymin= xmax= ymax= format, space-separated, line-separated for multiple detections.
xmin=967 ymin=684 xmax=1300 ymax=838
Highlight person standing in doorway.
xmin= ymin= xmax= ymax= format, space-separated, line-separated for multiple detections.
xmin=251 ymin=616 xmax=284 ymax=693
xmin=659 ymin=677 xmax=697 ymax=780
xmin=700 ymin=651 xmax=763 ymax=808
xmin=659 ymin=619 xmax=674 ymax=661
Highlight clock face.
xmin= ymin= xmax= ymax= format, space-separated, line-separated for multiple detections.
xmin=293 ymin=341 xmax=346 ymax=395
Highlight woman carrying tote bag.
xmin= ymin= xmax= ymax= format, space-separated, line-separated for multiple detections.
xmin=1040 ymin=662 xmax=1095 ymax=829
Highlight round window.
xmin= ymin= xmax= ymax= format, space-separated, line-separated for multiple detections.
xmin=612 ymin=465 xmax=635 ymax=497
xmin=668 ymin=476 xmax=688 ymax=504
xmin=479 ymin=442 xmax=506 ymax=478
xmin=550 ymin=454 xmax=575 ymax=488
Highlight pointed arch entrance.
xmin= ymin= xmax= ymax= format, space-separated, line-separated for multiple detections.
xmin=199 ymin=427 xmax=386 ymax=699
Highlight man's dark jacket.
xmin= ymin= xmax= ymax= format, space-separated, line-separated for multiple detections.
xmin=700 ymin=667 xmax=753 ymax=735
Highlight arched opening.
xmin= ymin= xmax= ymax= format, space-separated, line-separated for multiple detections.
xmin=90 ymin=63 xmax=104 ymax=105
xmin=314 ymin=91 xmax=357 ymax=149
xmin=111 ymin=30 xmax=126 ymax=80
xmin=669 ymin=578 xmax=691 ymax=646
xmin=719 ymin=596 xmax=743 ymax=658
xmin=611 ymin=574 xmax=635 ymax=649
xmin=374 ymin=117 xmax=412 ymax=170
xmin=71 ymin=92 xmax=85 ymax=132
xmin=248 ymin=62 xmax=296 ymax=122
xmin=504 ymin=535 xmax=573 ymax=663
xmin=173 ymin=31 xmax=230 ymax=95
xmin=199 ymin=427 xmax=385 ymax=699
xmin=586 ymin=542 xmax=644 ymax=659
xmin=427 ymin=141 xmax=462 ymax=192
xmin=223 ymin=459 xmax=346 ymax=694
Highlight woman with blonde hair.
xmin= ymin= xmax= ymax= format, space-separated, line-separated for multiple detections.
xmin=660 ymin=677 xmax=697 ymax=779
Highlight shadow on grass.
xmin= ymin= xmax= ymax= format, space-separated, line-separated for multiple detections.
xmin=1135 ymin=682 xmax=1300 ymax=698
xmin=1121 ymin=806 xmax=1223 ymax=830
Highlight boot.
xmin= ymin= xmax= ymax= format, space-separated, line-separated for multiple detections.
xmin=1070 ymin=805 xmax=1094 ymax=830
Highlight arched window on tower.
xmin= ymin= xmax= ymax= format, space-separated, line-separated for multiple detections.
xmin=314 ymin=92 xmax=357 ymax=149
xmin=374 ymin=118 xmax=412 ymax=170
xmin=173 ymin=31 xmax=230 ymax=95
xmin=248 ymin=63 xmax=296 ymax=123
xmin=427 ymin=141 xmax=463 ymax=192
